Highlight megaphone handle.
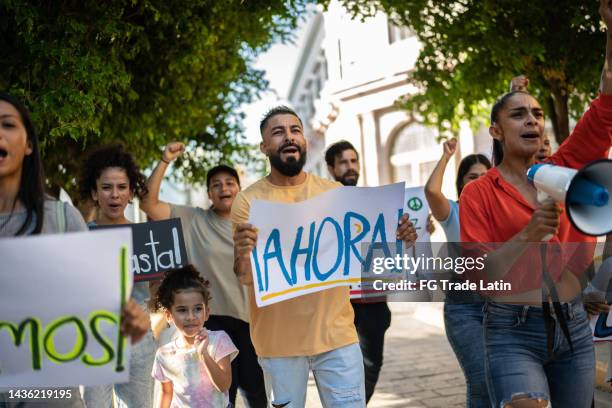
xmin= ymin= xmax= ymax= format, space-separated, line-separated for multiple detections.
xmin=536 ymin=191 xmax=554 ymax=241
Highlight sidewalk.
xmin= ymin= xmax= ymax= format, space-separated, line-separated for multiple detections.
xmin=238 ymin=302 xmax=612 ymax=407
xmin=360 ymin=303 xmax=466 ymax=408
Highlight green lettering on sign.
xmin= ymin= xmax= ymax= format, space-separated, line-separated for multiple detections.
xmin=43 ymin=316 xmax=87 ymax=363
xmin=0 ymin=318 xmax=42 ymax=370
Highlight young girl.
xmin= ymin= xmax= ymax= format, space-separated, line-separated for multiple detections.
xmin=152 ymin=265 xmax=238 ymax=408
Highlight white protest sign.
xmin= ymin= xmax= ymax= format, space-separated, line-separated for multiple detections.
xmin=249 ymin=183 xmax=405 ymax=307
xmin=350 ymin=187 xmax=436 ymax=300
xmin=591 ymin=310 xmax=612 ymax=342
xmin=404 ymin=187 xmax=432 ymax=243
xmin=0 ymin=229 xmax=132 ymax=387
xmin=402 ymin=186 xmax=434 ymax=272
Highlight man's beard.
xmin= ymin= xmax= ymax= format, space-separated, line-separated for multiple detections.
xmin=338 ymin=170 xmax=359 ymax=186
xmin=269 ymin=144 xmax=307 ymax=177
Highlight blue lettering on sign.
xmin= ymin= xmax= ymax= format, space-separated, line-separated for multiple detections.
xmin=343 ymin=212 xmax=370 ymax=276
xmin=290 ymin=222 xmax=315 ymax=283
xmin=363 ymin=213 xmax=391 ymax=271
xmin=363 ymin=209 xmax=404 ymax=273
xmin=252 ymin=209 xmax=404 ymax=291
xmin=252 ymin=246 xmax=264 ymax=292
xmin=262 ymin=229 xmax=290 ymax=290
xmin=394 ymin=209 xmax=405 ymax=272
xmin=312 ymin=217 xmax=344 ymax=281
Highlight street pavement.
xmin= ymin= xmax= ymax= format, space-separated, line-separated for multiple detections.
xmin=238 ymin=302 xmax=612 ymax=408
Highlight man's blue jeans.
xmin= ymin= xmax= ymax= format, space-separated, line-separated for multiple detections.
xmin=258 ymin=342 xmax=365 ymax=408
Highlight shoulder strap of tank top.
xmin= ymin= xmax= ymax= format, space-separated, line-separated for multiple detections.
xmin=55 ymin=201 xmax=66 ymax=233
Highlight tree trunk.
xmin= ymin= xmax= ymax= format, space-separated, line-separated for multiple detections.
xmin=547 ymin=82 xmax=570 ymax=145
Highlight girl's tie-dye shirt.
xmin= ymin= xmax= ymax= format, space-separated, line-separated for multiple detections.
xmin=152 ymin=330 xmax=238 ymax=407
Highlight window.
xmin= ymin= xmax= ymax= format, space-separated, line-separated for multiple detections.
xmin=387 ymin=21 xmax=412 ymax=44
xmin=390 ymin=123 xmax=439 ymax=186
xmin=393 ymin=164 xmax=413 ymax=186
xmin=391 ymin=123 xmax=437 ymax=155
xmin=419 ymin=161 xmax=438 ymax=186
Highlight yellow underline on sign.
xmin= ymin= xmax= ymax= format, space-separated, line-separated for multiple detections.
xmin=261 ymin=278 xmax=362 ymax=301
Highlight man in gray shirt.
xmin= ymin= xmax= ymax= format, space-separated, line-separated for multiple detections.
xmin=140 ymin=142 xmax=267 ymax=408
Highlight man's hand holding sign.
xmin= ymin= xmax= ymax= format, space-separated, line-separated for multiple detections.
xmin=233 ymin=223 xmax=258 ymax=286
xmin=396 ymin=213 xmax=418 ymax=246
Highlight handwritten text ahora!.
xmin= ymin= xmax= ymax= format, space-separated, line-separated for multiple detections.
xmin=0 ymin=311 xmax=125 ymax=373
xmin=252 ymin=210 xmax=403 ymax=292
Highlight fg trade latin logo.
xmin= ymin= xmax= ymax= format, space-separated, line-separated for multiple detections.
xmin=406 ymin=197 xmax=423 ymax=211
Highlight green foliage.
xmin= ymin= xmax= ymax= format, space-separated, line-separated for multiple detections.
xmin=330 ymin=0 xmax=606 ymax=143
xmin=1 ymin=0 xmax=307 ymax=198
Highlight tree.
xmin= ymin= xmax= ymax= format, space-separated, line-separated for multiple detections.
xmin=330 ymin=0 xmax=606 ymax=144
xmin=1 ymin=0 xmax=307 ymax=200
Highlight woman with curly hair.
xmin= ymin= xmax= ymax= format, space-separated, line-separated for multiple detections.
xmin=79 ymin=144 xmax=156 ymax=408
xmin=79 ymin=144 xmax=148 ymax=226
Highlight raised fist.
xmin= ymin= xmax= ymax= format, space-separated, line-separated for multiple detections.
xmin=442 ymin=138 xmax=458 ymax=159
xmin=162 ymin=142 xmax=186 ymax=163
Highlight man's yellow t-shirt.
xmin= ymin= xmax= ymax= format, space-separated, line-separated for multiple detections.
xmin=230 ymin=173 xmax=358 ymax=357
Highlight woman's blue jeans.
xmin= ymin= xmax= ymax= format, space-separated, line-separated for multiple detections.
xmin=444 ymin=301 xmax=491 ymax=408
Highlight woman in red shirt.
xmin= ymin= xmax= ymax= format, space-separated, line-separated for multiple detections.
xmin=460 ymin=3 xmax=612 ymax=407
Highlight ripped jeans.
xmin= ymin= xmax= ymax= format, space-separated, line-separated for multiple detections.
xmin=258 ymin=342 xmax=365 ymax=408
xmin=483 ymin=299 xmax=595 ymax=408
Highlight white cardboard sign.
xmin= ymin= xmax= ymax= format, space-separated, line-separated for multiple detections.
xmin=0 ymin=229 xmax=133 ymax=387
xmin=249 ymin=183 xmax=405 ymax=307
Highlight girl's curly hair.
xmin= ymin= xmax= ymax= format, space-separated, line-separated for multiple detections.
xmin=153 ymin=264 xmax=211 ymax=312
xmin=79 ymin=144 xmax=148 ymax=201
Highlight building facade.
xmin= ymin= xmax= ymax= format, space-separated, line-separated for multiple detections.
xmin=288 ymin=2 xmax=491 ymax=203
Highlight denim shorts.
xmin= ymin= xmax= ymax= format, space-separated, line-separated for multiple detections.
xmin=483 ymin=298 xmax=595 ymax=408
xmin=258 ymin=342 xmax=365 ymax=408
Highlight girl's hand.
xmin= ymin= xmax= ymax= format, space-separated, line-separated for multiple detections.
xmin=519 ymin=200 xmax=561 ymax=242
xmin=442 ymin=138 xmax=457 ymax=159
xmin=195 ymin=328 xmax=210 ymax=357
xmin=162 ymin=142 xmax=186 ymax=163
xmin=121 ymin=299 xmax=150 ymax=344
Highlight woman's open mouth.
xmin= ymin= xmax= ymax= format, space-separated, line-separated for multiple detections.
xmin=520 ymin=131 xmax=540 ymax=140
